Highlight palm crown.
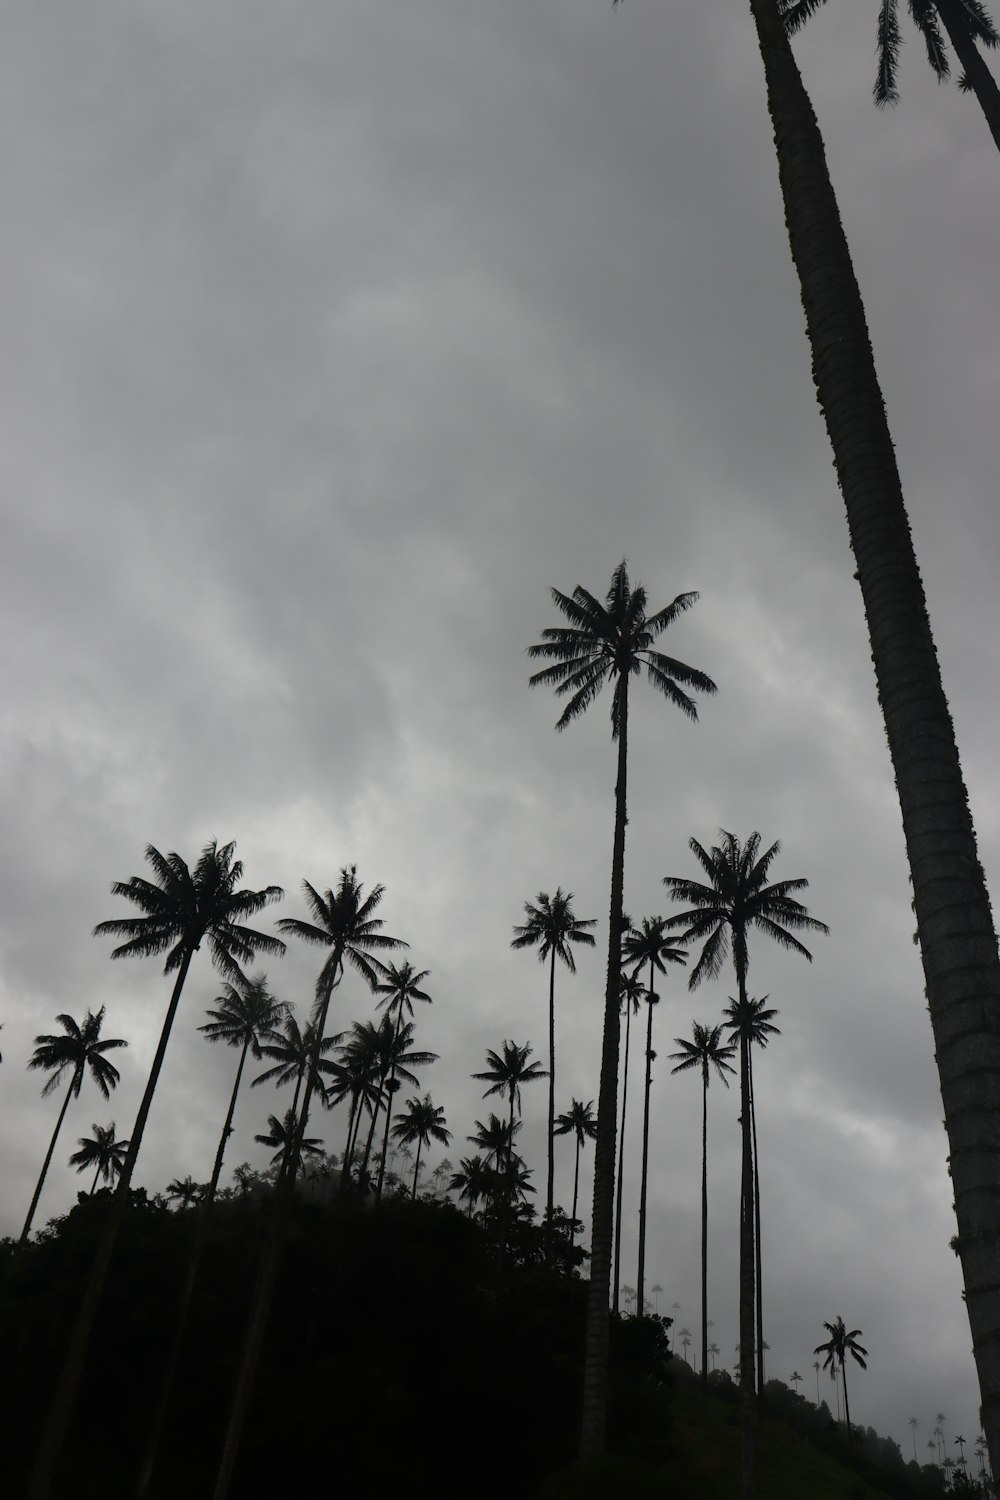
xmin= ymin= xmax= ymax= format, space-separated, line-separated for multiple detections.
xmin=527 ymin=560 xmax=717 ymax=738
xmin=668 ymin=1022 xmax=738 ymax=1087
xmin=276 ymin=866 xmax=406 ymax=1007
xmin=28 ymin=1008 xmax=127 ymax=1101
xmin=252 ymin=1015 xmax=342 ymax=1096
xmin=555 ymin=1098 xmax=598 ymax=1148
xmin=474 ymin=1041 xmax=547 ymax=1118
xmin=69 ymin=1122 xmax=130 ymax=1191
xmin=511 ymin=890 xmax=597 ymax=970
xmin=621 ymin=916 xmax=688 ymax=991
xmin=722 ymin=996 xmax=782 ymax=1052
xmin=200 ymin=975 xmax=288 ymax=1061
xmin=815 ymin=1316 xmax=868 ymax=1373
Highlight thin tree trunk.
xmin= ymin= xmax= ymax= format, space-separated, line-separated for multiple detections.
xmin=341 ymin=1092 xmax=358 ymax=1183
xmin=211 ymin=953 xmax=344 ymax=1500
xmin=841 ymin=1359 xmax=851 ymax=1437
xmin=750 ymin=1048 xmax=765 ymax=1395
xmin=28 ymin=949 xmax=195 ymax=1500
xmin=571 ymin=1134 xmax=581 ymax=1249
xmin=135 ymin=1040 xmax=250 ymax=1498
xmin=934 ymin=0 xmax=1000 ymax=151
xmin=360 ymin=1096 xmax=381 ymax=1188
xmin=375 ymin=1007 xmax=405 ymax=1202
xmin=411 ymin=1136 xmax=422 ymax=1199
xmin=89 ymin=1161 xmax=102 ymax=1196
xmin=700 ymin=1062 xmax=709 ymax=1384
xmin=21 ymin=1079 xmax=77 ymax=1244
xmin=580 ymin=680 xmax=629 ymax=1461
xmin=546 ymin=945 xmax=557 ymax=1244
xmin=737 ymin=971 xmax=757 ymax=1500
xmin=635 ymin=985 xmax=656 ymax=1317
xmin=612 ymin=995 xmax=633 ymax=1315
xmin=748 ymin=0 xmax=1000 ymax=1478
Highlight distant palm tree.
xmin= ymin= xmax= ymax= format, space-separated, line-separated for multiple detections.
xmin=814 ymin=1317 xmax=868 ymax=1437
xmin=670 ymin=1022 xmax=737 ymax=1381
xmin=554 ymin=1098 xmax=598 ymax=1249
xmin=790 ymin=1370 xmax=803 ymax=1396
xmin=529 ymin=561 xmax=715 ymax=1458
xmin=372 ymin=962 xmax=433 ymax=1202
xmin=166 ymin=1176 xmax=205 ymax=1209
xmin=357 ymin=1017 xmax=438 ymax=1189
xmin=908 ymin=1417 xmax=919 ymax=1460
xmin=613 ymin=968 xmax=645 ymax=1314
xmin=512 ymin=889 xmax=596 ymax=1236
xmin=709 ymin=1342 xmax=720 ymax=1371
xmin=622 ymin=917 xmax=687 ymax=1318
xmin=331 ymin=1025 xmax=385 ymax=1182
xmin=474 ymin=1041 xmax=546 ymax=1256
xmin=468 ymin=1113 xmax=519 ymax=1173
xmin=21 ymin=1008 xmax=128 ymax=1242
xmin=665 ymin=830 xmax=826 ymax=1433
xmin=955 ymin=1433 xmax=968 ymax=1471
xmin=69 ymin=1123 xmax=129 ymax=1195
xmin=680 ymin=1328 xmax=693 ymax=1365
xmin=449 ymin=1155 xmax=492 ymax=1217
xmin=813 ymin=1360 xmax=822 ymax=1405
xmin=390 ymin=1094 xmax=451 ymax=1198
xmin=254 ymin=1110 xmax=323 ymax=1168
xmin=651 ymin=1282 xmax=663 ymax=1314
xmin=251 ymin=1015 xmax=341 ymax=1122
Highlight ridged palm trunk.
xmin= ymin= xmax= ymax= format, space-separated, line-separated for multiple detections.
xmin=580 ymin=681 xmax=629 ymax=1460
xmin=211 ymin=954 xmax=344 ymax=1500
xmin=570 ymin=1131 xmax=582 ymax=1249
xmin=699 ymin=1059 xmax=709 ymax=1385
xmin=748 ymin=0 xmax=1000 ymax=1477
xmin=29 ymin=948 xmax=195 ymax=1500
xmin=750 ymin=1050 xmax=764 ymax=1396
xmin=546 ymin=945 xmax=557 ymax=1239
xmin=135 ymin=1037 xmax=251 ymax=1498
xmin=736 ymin=971 xmax=757 ymax=1498
xmin=934 ymin=0 xmax=1000 ymax=151
xmin=612 ymin=992 xmax=634 ymax=1315
xmin=635 ymin=983 xmax=656 ymax=1316
xmin=20 ymin=1081 xmax=76 ymax=1244
xmin=840 ymin=1357 xmax=853 ymax=1437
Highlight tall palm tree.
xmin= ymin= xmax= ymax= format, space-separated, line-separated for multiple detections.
xmin=251 ymin=1014 xmax=341 ymax=1122
xmin=780 ymin=0 xmax=1000 ymax=151
xmin=330 ymin=1025 xmax=386 ymax=1183
xmin=664 ymin=831 xmax=825 ymax=1490
xmin=814 ymin=1317 xmax=868 ymax=1437
xmin=622 ymin=918 xmax=687 ymax=1317
xmin=69 ymin=1122 xmax=129 ymax=1195
xmin=669 ymin=1022 xmax=737 ymax=1382
xmin=554 ymin=1098 xmax=598 ymax=1250
xmin=21 ymin=1007 xmax=127 ymax=1242
xmin=390 ymin=1094 xmax=451 ymax=1198
xmin=213 ymin=868 xmax=405 ymax=1500
xmin=613 ymin=967 xmax=645 ymax=1314
xmin=512 ymin=890 xmax=597 ymax=1236
xmin=474 ymin=1040 xmax=547 ymax=1184
xmin=908 ymin=1417 xmax=919 ymax=1461
xmin=723 ymin=994 xmax=782 ymax=1395
xmin=372 ymin=962 xmax=433 ymax=1202
xmin=529 ymin=563 xmax=715 ymax=1457
xmin=686 ymin=0 xmax=1000 ymax=1478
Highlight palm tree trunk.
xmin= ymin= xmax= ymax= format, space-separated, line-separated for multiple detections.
xmin=750 ymin=1048 xmax=765 ymax=1395
xmin=934 ymin=0 xmax=1000 ymax=151
xmin=635 ymin=985 xmax=656 ymax=1316
xmin=580 ymin=678 xmax=629 ymax=1461
xmin=375 ymin=1007 xmax=404 ymax=1202
xmin=737 ymin=971 xmax=757 ymax=1500
xmin=211 ymin=951 xmax=344 ymax=1500
xmin=341 ymin=1092 xmax=358 ymax=1182
xmin=841 ymin=1358 xmax=852 ymax=1437
xmin=571 ymin=1133 xmax=581 ymax=1249
xmin=748 ymin=0 xmax=1000 ymax=1479
xmin=612 ymin=995 xmax=633 ymax=1314
xmin=360 ymin=1096 xmax=381 ymax=1187
xmin=135 ymin=1040 xmax=250 ymax=1498
xmin=411 ymin=1136 xmax=422 ymax=1199
xmin=700 ymin=1062 xmax=709 ymax=1385
xmin=546 ymin=945 xmax=557 ymax=1244
xmin=21 ymin=1078 xmax=77 ymax=1243
xmin=29 ymin=948 xmax=195 ymax=1500
xmin=89 ymin=1161 xmax=102 ymax=1196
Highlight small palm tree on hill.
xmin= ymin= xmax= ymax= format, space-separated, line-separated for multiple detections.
xmin=166 ymin=1176 xmax=205 ymax=1209
xmin=372 ymin=962 xmax=433 ymax=1202
xmin=251 ymin=1014 xmax=341 ymax=1122
xmin=254 ymin=1110 xmax=323 ymax=1168
xmin=814 ymin=1316 xmax=868 ymax=1437
xmin=390 ymin=1094 xmax=451 ymax=1198
xmin=22 ymin=1008 xmax=128 ymax=1242
xmin=69 ymin=1122 xmax=130 ymax=1195
xmin=554 ymin=1098 xmax=597 ymax=1249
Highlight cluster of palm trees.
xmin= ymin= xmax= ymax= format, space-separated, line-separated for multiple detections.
xmin=910 ymin=1414 xmax=991 ymax=1486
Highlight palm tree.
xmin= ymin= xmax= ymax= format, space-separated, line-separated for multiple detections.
xmin=21 ymin=1008 xmax=128 ymax=1242
xmin=780 ymin=0 xmax=1000 ymax=151
xmin=251 ymin=1014 xmax=342 ymax=1121
xmin=651 ymin=1283 xmax=663 ymax=1314
xmin=356 ymin=1017 xmax=438 ymax=1189
xmin=330 ymin=1026 xmax=386 ymax=1183
xmin=554 ymin=1098 xmax=598 ymax=1250
xmin=468 ymin=1113 xmax=519 ymax=1173
xmin=166 ymin=1176 xmax=205 ymax=1209
xmin=449 ymin=1154 xmax=492 ymax=1217
xmin=670 ymin=1022 xmax=737 ymax=1381
xmin=390 ymin=1094 xmax=451 ymax=1198
xmin=680 ymin=1328 xmax=693 ymax=1365
xmin=814 ymin=1317 xmax=868 ymax=1437
xmin=908 ymin=1416 xmax=919 ymax=1461
xmin=722 ymin=994 xmax=782 ymax=1396
xmin=529 ymin=562 xmax=716 ymax=1456
xmin=512 ymin=890 xmax=597 ymax=1238
xmin=622 ymin=918 xmax=687 ymax=1318
xmin=790 ymin=1371 xmax=803 ymax=1396
xmin=474 ymin=1041 xmax=546 ymax=1249
xmin=665 ymin=836 xmax=824 ymax=1422
xmin=613 ymin=968 xmax=645 ymax=1314
xmin=687 ymin=0 xmax=1000 ymax=1479
xmin=710 ymin=1342 xmax=720 ymax=1371
xmin=372 ymin=962 xmax=433 ymax=1202
xmin=213 ymin=867 xmax=405 ymax=1500
xmin=69 ymin=1123 xmax=129 ymax=1195
xmin=814 ymin=1361 xmax=822 ymax=1405
xmin=254 ymin=1109 xmax=323 ymax=1167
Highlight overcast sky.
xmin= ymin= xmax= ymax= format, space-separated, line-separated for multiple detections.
xmin=1 ymin=0 xmax=998 ymax=1466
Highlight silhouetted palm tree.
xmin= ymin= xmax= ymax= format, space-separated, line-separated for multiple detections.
xmin=166 ymin=1176 xmax=205 ymax=1209
xmin=512 ymin=889 xmax=596 ymax=1236
xmin=554 ymin=1098 xmax=598 ymax=1249
xmin=670 ymin=1022 xmax=737 ymax=1381
xmin=357 ymin=1017 xmax=438 ymax=1189
xmin=390 ymin=1094 xmax=451 ymax=1198
xmin=908 ymin=1417 xmax=919 ymax=1460
xmin=69 ymin=1123 xmax=129 ymax=1195
xmin=780 ymin=0 xmax=1000 ymax=150
xmin=251 ymin=1014 xmax=341 ymax=1122
xmin=372 ymin=962 xmax=433 ymax=1202
xmin=622 ymin=918 xmax=686 ymax=1317
xmin=449 ymin=1154 xmax=491 ymax=1217
xmin=474 ymin=1040 xmax=547 ymax=1173
xmin=529 ymin=563 xmax=716 ymax=1455
xmin=331 ymin=1025 xmax=385 ymax=1182
xmin=468 ymin=1113 xmax=519 ymax=1172
xmin=254 ymin=1109 xmax=323 ymax=1167
xmin=815 ymin=1317 xmax=868 ymax=1437
xmin=21 ymin=1007 xmax=127 ymax=1242
xmin=613 ymin=968 xmax=645 ymax=1314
